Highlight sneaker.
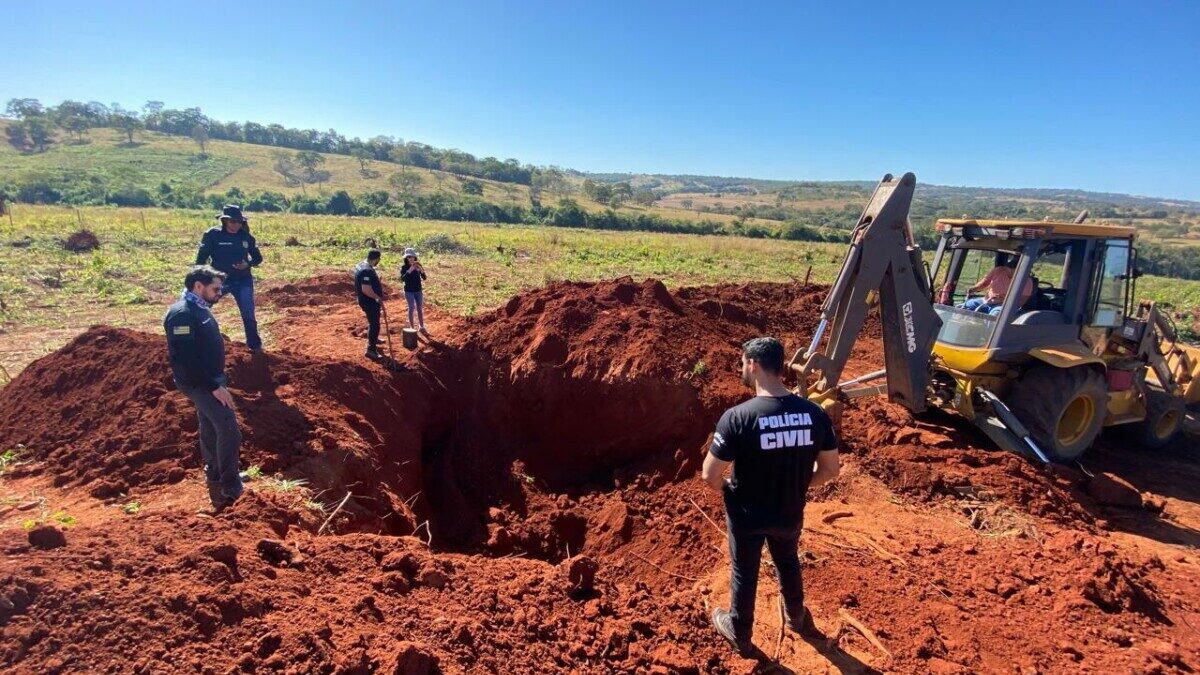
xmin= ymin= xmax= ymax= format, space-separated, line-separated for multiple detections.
xmin=365 ymin=348 xmax=382 ymax=359
xmin=712 ymin=607 xmax=753 ymax=656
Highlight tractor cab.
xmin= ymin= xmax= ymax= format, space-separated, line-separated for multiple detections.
xmin=927 ymin=219 xmax=1137 ymax=367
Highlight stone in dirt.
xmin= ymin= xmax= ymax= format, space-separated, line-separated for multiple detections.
xmin=382 ymin=641 xmax=439 ymax=675
xmin=560 ymin=555 xmax=599 ymax=596
xmin=256 ymin=539 xmax=304 ymax=567
xmin=1087 ymin=472 xmax=1143 ymax=508
xmin=27 ymin=525 xmax=67 ymax=550
xmin=201 ymin=543 xmax=239 ymax=568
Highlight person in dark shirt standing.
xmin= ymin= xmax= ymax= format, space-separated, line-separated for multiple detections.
xmin=164 ymin=265 xmax=244 ymax=510
xmin=702 ymin=337 xmax=840 ymax=655
xmin=400 ymin=247 xmax=428 ymax=335
xmin=195 ymin=205 xmax=264 ymax=352
xmin=354 ymin=249 xmax=385 ymax=359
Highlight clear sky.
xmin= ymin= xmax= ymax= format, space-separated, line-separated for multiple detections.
xmin=5 ymin=1 xmax=1199 ymax=199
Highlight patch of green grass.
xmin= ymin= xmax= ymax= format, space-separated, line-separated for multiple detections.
xmin=243 ymin=465 xmax=263 ymax=480
xmin=692 ymin=360 xmax=709 ymax=377
xmin=22 ymin=510 xmax=76 ymax=530
xmin=303 ymin=499 xmax=327 ymax=514
xmin=0 ymin=445 xmax=24 ymax=475
xmin=122 ymin=500 xmax=141 ymax=515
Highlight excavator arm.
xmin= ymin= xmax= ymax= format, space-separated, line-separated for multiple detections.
xmin=791 ymin=172 xmax=942 ymax=413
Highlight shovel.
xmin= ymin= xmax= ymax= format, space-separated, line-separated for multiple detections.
xmin=379 ymin=301 xmax=403 ymax=371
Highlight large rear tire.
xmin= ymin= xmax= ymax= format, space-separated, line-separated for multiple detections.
xmin=1131 ymin=388 xmax=1184 ymax=450
xmin=1007 ymin=365 xmax=1107 ymax=462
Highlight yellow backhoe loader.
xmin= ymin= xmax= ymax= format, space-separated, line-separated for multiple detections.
xmin=794 ymin=173 xmax=1200 ymax=463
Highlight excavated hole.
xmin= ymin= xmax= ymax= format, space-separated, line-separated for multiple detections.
xmin=344 ymin=355 xmax=710 ymax=564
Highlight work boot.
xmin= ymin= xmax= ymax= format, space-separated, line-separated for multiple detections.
xmin=365 ymin=348 xmax=382 ymax=359
xmin=205 ymin=481 xmax=224 ymax=507
xmin=712 ymin=607 xmax=753 ymax=656
xmin=419 ymin=326 xmax=429 ymax=336
xmin=786 ymin=607 xmax=828 ymax=641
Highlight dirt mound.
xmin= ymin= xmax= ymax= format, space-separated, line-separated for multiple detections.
xmin=3 ymin=275 xmax=1197 ymax=673
xmin=841 ymin=397 xmax=1098 ymax=526
xmin=0 ymin=512 xmax=739 ymax=674
xmin=0 ymin=326 xmax=450 ymax=535
xmin=258 ymin=276 xmax=361 ymax=307
xmin=61 ymin=229 xmax=100 ymax=252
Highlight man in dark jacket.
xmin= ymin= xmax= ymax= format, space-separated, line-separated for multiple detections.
xmin=165 ymin=265 xmax=244 ymax=509
xmin=702 ymin=337 xmax=840 ymax=655
xmin=195 ymin=205 xmax=264 ymax=351
xmin=354 ymin=249 xmax=385 ymax=358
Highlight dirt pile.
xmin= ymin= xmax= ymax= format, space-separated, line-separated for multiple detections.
xmin=0 ymin=325 xmax=452 ymax=534
xmin=2 ymin=274 xmax=1197 ymax=673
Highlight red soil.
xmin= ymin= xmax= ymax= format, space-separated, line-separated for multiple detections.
xmin=1 ymin=274 xmax=1198 ymax=673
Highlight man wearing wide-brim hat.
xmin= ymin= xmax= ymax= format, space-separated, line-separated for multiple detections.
xmin=195 ymin=205 xmax=265 ymax=352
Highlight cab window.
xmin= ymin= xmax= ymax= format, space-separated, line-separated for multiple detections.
xmin=1089 ymin=239 xmax=1131 ymax=327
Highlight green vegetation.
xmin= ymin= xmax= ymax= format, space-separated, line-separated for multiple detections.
xmin=122 ymin=500 xmax=141 ymax=515
xmin=1 ymin=204 xmax=1197 ymax=376
xmin=0 ymin=445 xmax=23 ymax=475
xmin=22 ymin=510 xmax=76 ymax=530
xmin=6 ymin=96 xmax=1199 ymax=279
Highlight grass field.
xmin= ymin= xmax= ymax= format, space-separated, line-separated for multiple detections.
xmin=0 ymin=204 xmax=852 ymax=374
xmin=2 ymin=204 xmax=1199 ymax=377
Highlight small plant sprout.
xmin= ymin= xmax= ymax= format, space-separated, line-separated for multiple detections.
xmin=304 ymin=499 xmax=327 ymax=514
xmin=123 ymin=501 xmax=141 ymax=515
xmin=692 ymin=360 xmax=709 ymax=377
xmin=244 ymin=465 xmax=263 ymax=480
xmin=0 ymin=445 xmax=26 ymax=474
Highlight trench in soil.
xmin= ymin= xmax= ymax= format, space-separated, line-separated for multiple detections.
xmin=344 ymin=347 xmax=708 ymax=563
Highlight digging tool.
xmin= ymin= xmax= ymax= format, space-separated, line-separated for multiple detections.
xmin=378 ymin=301 xmax=402 ymax=370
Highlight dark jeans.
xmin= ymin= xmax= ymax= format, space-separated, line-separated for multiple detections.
xmin=179 ymin=383 xmax=243 ymax=501
xmin=726 ymin=514 xmax=805 ymax=641
xmin=360 ymin=299 xmax=381 ymax=349
xmin=224 ymin=277 xmax=262 ymax=350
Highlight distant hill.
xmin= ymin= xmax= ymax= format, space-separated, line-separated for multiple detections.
xmin=2 ymin=105 xmax=1199 ymax=278
xmin=583 ymin=171 xmax=1200 ymax=244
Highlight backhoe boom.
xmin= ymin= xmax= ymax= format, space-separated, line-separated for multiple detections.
xmin=792 ymin=173 xmax=942 ymax=412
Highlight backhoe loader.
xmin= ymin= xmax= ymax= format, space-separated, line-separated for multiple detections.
xmin=793 ymin=173 xmax=1200 ymax=463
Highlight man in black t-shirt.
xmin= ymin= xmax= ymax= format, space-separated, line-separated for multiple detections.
xmin=354 ymin=249 xmax=385 ymax=359
xmin=702 ymin=337 xmax=840 ymax=655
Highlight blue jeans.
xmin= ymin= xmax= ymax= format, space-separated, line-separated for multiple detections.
xmin=178 ymin=383 xmax=243 ymax=501
xmin=405 ymin=291 xmax=425 ymax=329
xmin=961 ymin=297 xmax=1003 ymax=316
xmin=224 ymin=277 xmax=262 ymax=349
xmin=726 ymin=515 xmax=805 ymax=641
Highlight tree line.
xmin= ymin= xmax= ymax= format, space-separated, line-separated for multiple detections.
xmin=3 ymin=97 xmax=536 ymax=185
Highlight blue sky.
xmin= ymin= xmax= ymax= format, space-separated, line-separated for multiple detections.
xmin=5 ymin=1 xmax=1199 ymax=199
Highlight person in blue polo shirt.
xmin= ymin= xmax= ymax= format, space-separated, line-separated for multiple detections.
xmin=195 ymin=205 xmax=264 ymax=352
xmin=702 ymin=337 xmax=841 ymax=655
